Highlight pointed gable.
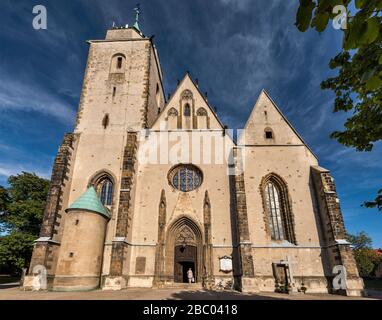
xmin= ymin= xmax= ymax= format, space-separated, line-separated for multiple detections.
xmin=240 ymin=90 xmax=316 ymax=157
xmin=151 ymin=73 xmax=224 ymax=130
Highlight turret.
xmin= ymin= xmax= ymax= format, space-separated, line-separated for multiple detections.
xmin=53 ymin=187 xmax=110 ymax=291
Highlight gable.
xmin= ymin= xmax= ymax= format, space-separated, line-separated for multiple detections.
xmin=239 ymin=90 xmax=316 ymax=157
xmin=151 ymin=74 xmax=224 ymax=131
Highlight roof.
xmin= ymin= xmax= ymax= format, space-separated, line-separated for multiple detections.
xmin=152 ymin=72 xmax=226 ymax=130
xmin=241 ymin=89 xmax=318 ymax=159
xmin=65 ymin=187 xmax=111 ymax=219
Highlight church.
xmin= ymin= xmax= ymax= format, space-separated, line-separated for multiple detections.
xmin=23 ymin=18 xmax=364 ymax=296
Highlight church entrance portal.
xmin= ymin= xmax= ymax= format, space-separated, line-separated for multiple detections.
xmin=174 ymin=245 xmax=197 ymax=283
xmin=160 ymin=217 xmax=203 ymax=285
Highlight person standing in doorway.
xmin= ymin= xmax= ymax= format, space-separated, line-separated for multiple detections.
xmin=187 ymin=268 xmax=194 ymax=284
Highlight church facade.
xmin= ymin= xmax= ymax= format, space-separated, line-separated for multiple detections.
xmin=23 ymin=25 xmax=364 ymax=296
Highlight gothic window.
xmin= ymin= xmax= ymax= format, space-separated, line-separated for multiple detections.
xmin=168 ymin=164 xmax=203 ymax=192
xmin=196 ymin=108 xmax=207 ymax=116
xmin=168 ymin=108 xmax=178 ymax=117
xmin=92 ymin=174 xmax=114 ymax=207
xmin=262 ymin=174 xmax=296 ymax=244
xmin=181 ymin=89 xmax=193 ymax=100
xmin=184 ymin=104 xmax=191 ymax=117
xmin=196 ymin=108 xmax=208 ymax=129
xmin=265 ymin=183 xmax=284 ymax=240
xmin=99 ymin=178 xmax=113 ymax=206
xmin=167 ymin=108 xmax=178 ymax=129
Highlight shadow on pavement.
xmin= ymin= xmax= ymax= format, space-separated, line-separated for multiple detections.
xmin=0 ymin=283 xmax=20 ymax=290
xmin=166 ymin=289 xmax=287 ymax=300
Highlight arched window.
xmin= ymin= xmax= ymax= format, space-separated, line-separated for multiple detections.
xmin=196 ymin=108 xmax=207 ymax=116
xmin=117 ymin=57 xmax=123 ymax=69
xmin=196 ymin=108 xmax=208 ymax=129
xmin=265 ymin=182 xmax=284 ymax=240
xmin=181 ymin=89 xmax=193 ymax=101
xmin=99 ymin=178 xmax=113 ymax=206
xmin=184 ymin=104 xmax=191 ymax=117
xmin=262 ymin=174 xmax=296 ymax=244
xmin=110 ymin=54 xmax=126 ymax=73
xmin=168 ymin=107 xmax=178 ymax=117
xmin=167 ymin=108 xmax=178 ymax=129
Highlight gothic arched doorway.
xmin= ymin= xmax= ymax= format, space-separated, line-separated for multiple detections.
xmin=164 ymin=217 xmax=203 ymax=284
xmin=174 ymin=244 xmax=197 ymax=283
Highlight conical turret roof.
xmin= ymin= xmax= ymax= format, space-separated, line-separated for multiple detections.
xmin=65 ymin=187 xmax=111 ymax=219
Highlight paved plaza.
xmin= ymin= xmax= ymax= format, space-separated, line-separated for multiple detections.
xmin=0 ymin=282 xmax=380 ymax=300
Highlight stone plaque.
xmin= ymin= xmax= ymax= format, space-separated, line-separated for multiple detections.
xmin=135 ymin=257 xmax=146 ymax=275
xmin=219 ymin=256 xmax=233 ymax=273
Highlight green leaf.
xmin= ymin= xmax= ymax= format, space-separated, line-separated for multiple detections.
xmin=355 ymin=0 xmax=366 ymax=9
xmin=344 ymin=21 xmax=365 ymax=50
xmin=362 ymin=17 xmax=380 ymax=45
xmin=296 ymin=1 xmax=316 ymax=32
xmin=312 ymin=12 xmax=330 ymax=32
xmin=366 ymin=75 xmax=382 ymax=90
xmin=379 ymin=54 xmax=382 ymax=65
xmin=361 ymin=68 xmax=376 ymax=83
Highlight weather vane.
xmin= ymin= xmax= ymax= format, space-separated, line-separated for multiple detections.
xmin=133 ymin=3 xmax=141 ymax=32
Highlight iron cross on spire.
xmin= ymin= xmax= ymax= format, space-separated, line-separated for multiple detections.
xmin=133 ymin=4 xmax=141 ymax=32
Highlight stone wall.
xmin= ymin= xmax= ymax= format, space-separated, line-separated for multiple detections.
xmin=28 ymin=133 xmax=76 ymax=277
xmin=311 ymin=166 xmax=364 ymax=296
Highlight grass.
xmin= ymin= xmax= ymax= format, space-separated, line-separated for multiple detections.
xmin=364 ymin=278 xmax=382 ymax=291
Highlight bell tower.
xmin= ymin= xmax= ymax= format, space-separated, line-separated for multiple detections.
xmin=24 ymin=12 xmax=165 ymax=290
xmin=75 ymin=19 xmax=165 ymax=132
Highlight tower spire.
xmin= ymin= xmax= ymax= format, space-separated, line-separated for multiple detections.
xmin=133 ymin=4 xmax=141 ymax=32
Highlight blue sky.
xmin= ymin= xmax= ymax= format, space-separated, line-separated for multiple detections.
xmin=0 ymin=0 xmax=381 ymax=246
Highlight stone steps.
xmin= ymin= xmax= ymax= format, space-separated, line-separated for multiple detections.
xmin=164 ymin=283 xmax=203 ymax=290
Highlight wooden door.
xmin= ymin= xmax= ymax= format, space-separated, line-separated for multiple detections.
xmin=174 ymin=245 xmax=197 ymax=283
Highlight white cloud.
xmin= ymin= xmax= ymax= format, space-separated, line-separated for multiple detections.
xmin=219 ymin=0 xmax=251 ymax=11
xmin=0 ymin=162 xmax=51 ymax=180
xmin=0 ymin=68 xmax=75 ymax=123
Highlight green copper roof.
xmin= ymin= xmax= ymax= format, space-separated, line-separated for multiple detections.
xmin=65 ymin=187 xmax=111 ymax=219
xmin=133 ymin=5 xmax=141 ymax=32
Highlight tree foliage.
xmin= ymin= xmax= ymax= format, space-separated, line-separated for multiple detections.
xmin=295 ymin=0 xmax=382 ymax=208
xmin=363 ymin=188 xmax=382 ymax=211
xmin=0 ymin=172 xmax=49 ymax=275
xmin=347 ymin=231 xmax=372 ymax=250
xmin=347 ymin=232 xmax=382 ymax=277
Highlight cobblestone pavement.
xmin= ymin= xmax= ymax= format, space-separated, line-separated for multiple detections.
xmin=0 ymin=285 xmax=379 ymax=300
